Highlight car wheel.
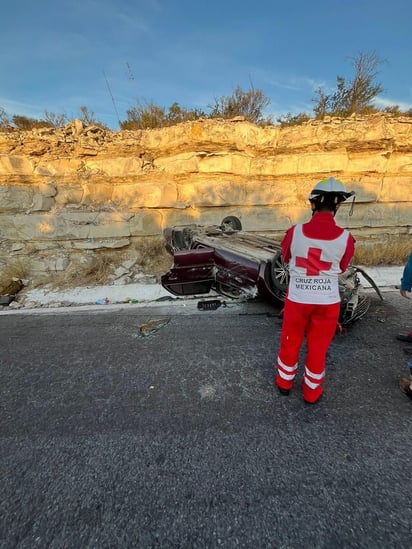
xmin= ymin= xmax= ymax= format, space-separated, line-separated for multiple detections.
xmin=221 ymin=216 xmax=242 ymax=231
xmin=269 ymin=251 xmax=289 ymax=300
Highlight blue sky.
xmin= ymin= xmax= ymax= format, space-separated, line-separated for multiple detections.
xmin=1 ymin=0 xmax=411 ymax=130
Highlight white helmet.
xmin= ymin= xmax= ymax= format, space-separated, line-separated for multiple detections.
xmin=309 ymin=177 xmax=355 ymax=204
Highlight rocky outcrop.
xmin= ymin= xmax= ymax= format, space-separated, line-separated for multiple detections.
xmin=0 ymin=114 xmax=411 ymax=284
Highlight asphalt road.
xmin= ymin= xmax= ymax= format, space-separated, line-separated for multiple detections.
xmin=0 ymin=292 xmax=411 ymax=548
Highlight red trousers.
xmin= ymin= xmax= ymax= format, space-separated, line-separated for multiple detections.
xmin=275 ymin=299 xmax=340 ymax=402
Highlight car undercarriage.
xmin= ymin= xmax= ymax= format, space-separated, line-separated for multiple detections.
xmin=161 ymin=216 xmax=383 ymax=325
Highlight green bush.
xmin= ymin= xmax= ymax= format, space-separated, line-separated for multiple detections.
xmin=313 ymin=51 xmax=384 ymax=119
xmin=120 ymin=101 xmax=206 ymax=130
xmin=207 ymin=86 xmax=271 ymax=124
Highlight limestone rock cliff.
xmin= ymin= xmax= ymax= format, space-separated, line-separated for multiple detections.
xmin=0 ymin=114 xmax=411 ymax=285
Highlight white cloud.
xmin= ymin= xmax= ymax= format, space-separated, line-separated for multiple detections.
xmin=0 ymin=98 xmax=45 ymax=118
xmin=373 ymin=96 xmax=412 ymax=111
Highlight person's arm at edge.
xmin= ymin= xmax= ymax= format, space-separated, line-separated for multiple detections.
xmin=281 ymin=226 xmax=295 ymax=264
xmin=400 ymin=252 xmax=412 ymax=297
xmin=339 ymin=233 xmax=356 ymax=273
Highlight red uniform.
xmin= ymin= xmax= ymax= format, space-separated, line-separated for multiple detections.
xmin=275 ymin=211 xmax=355 ymax=403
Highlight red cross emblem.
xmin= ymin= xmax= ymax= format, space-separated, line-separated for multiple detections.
xmin=295 ymin=247 xmax=332 ymax=276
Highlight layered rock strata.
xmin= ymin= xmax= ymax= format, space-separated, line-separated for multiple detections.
xmin=0 ymin=114 xmax=411 ymax=283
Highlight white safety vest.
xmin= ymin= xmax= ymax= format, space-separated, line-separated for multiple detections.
xmin=288 ymin=224 xmax=349 ymax=304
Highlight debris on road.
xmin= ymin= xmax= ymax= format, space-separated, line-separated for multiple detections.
xmin=0 ymin=295 xmax=16 ymax=306
xmin=123 ymin=297 xmax=139 ymax=304
xmin=139 ymin=317 xmax=171 ymax=337
xmin=197 ymin=299 xmax=225 ymax=311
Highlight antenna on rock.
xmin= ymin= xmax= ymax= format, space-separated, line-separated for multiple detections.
xmin=103 ymin=70 xmax=121 ymax=129
xmin=126 ymin=62 xmax=135 ymax=81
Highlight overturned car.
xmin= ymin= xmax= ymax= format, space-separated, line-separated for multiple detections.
xmin=161 ymin=216 xmax=383 ymax=325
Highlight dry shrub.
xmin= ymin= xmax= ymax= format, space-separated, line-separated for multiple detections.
xmin=135 ymin=236 xmax=172 ymax=275
xmin=354 ymin=235 xmax=411 ymax=266
xmin=50 ymin=253 xmax=114 ymax=289
xmin=75 ymin=254 xmax=113 ymax=285
xmin=0 ymin=259 xmax=29 ymax=291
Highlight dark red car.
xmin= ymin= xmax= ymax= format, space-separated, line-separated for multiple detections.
xmin=161 ymin=216 xmax=382 ymax=324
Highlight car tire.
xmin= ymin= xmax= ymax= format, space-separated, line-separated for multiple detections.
xmin=221 ymin=216 xmax=242 ymax=231
xmin=269 ymin=251 xmax=289 ymax=300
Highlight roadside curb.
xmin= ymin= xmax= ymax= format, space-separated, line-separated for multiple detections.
xmin=0 ymin=266 xmax=404 ymax=316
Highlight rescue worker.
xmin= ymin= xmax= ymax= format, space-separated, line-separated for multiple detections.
xmin=275 ymin=177 xmax=356 ymax=404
